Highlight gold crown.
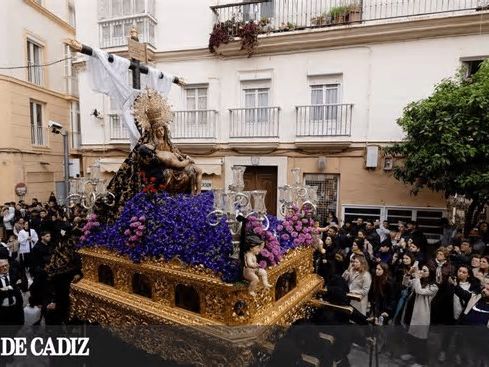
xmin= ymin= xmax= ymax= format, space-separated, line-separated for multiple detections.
xmin=132 ymin=89 xmax=173 ymax=132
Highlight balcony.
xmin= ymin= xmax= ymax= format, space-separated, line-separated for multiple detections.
xmin=99 ymin=15 xmax=156 ymax=49
xmin=171 ymin=110 xmax=218 ymax=139
xmin=211 ymin=0 xmax=485 ymax=37
xmin=229 ymin=107 xmax=280 ymax=138
xmin=296 ymin=104 xmax=353 ymax=137
xmin=109 ymin=114 xmax=130 ymax=141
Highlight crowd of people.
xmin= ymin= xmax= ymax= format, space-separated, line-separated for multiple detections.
xmin=313 ymin=213 xmax=489 ymax=366
xmin=0 ymin=194 xmax=85 ymax=329
xmin=1 ymin=192 xmax=489 ymax=366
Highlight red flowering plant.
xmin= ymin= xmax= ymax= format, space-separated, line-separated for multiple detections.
xmin=245 ymin=215 xmax=282 ymax=269
xmin=123 ymin=215 xmax=146 ymax=248
xmin=139 ymin=171 xmax=166 ymax=194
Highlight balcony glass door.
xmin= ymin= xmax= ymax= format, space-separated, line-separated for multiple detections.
xmin=311 ymin=84 xmax=339 ymax=120
xmin=244 ymin=88 xmax=269 ymax=124
xmin=186 ymin=88 xmax=208 ymax=124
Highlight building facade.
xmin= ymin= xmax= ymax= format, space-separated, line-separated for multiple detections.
xmin=0 ymin=0 xmax=80 ymax=203
xmin=75 ymin=0 xmax=489 ymax=241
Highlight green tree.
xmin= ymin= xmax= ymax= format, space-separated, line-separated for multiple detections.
xmin=387 ymin=61 xmax=489 ymax=234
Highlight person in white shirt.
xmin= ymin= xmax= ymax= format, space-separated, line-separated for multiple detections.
xmin=376 ymin=220 xmax=391 ymax=243
xmin=18 ymin=221 xmax=38 ymax=271
xmin=2 ymin=206 xmax=15 ymax=237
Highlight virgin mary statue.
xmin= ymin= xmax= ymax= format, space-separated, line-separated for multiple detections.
xmin=100 ymin=89 xmax=202 ymax=221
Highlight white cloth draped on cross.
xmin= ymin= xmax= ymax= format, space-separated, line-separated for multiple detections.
xmin=87 ymin=48 xmax=174 ymax=148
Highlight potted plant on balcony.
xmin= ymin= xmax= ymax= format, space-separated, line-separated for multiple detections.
xmin=328 ymin=5 xmax=350 ymax=25
xmin=346 ymin=3 xmax=362 ymax=23
xmin=311 ymin=13 xmax=328 ymax=27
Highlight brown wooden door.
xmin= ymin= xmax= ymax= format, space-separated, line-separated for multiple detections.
xmin=243 ymin=166 xmax=277 ymax=216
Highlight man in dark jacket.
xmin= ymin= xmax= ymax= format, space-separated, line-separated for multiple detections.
xmin=29 ymin=231 xmax=54 ymax=307
xmin=0 ymin=258 xmax=24 ymax=325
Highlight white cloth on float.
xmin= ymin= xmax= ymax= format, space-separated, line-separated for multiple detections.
xmin=87 ymin=48 xmax=174 ymax=148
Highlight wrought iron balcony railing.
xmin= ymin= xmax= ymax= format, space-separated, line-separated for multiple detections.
xmin=171 ymin=110 xmax=218 ymax=139
xmin=230 ymin=107 xmax=280 ymax=138
xmin=296 ymin=104 xmax=353 ymax=137
xmin=211 ymin=0 xmax=486 ymax=37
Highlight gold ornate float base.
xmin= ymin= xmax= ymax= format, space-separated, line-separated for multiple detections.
xmin=70 ymin=246 xmax=323 ymax=366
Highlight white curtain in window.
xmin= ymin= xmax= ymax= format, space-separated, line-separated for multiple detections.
xmin=112 ymin=0 xmax=122 ymax=17
xmin=135 ymin=0 xmax=146 ymax=13
xmin=123 ymin=0 xmax=132 ymax=15
xmin=98 ymin=0 xmax=109 ymax=19
xmin=257 ymin=89 xmax=268 ymax=122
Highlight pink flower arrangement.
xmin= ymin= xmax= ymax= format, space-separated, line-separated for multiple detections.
xmin=80 ymin=214 xmax=101 ymax=243
xmin=278 ymin=207 xmax=319 ymax=250
xmin=124 ymin=215 xmax=146 ymax=248
xmin=246 ymin=215 xmax=282 ymax=268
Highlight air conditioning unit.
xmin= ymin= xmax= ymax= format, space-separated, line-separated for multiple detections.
xmin=365 ymin=146 xmax=379 ymax=168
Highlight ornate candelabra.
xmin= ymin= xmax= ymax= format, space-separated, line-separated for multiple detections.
xmin=65 ymin=160 xmax=116 ymax=211
xmin=207 ymin=165 xmax=269 ymax=259
xmin=278 ymin=168 xmax=318 ymax=217
xmin=446 ymin=194 xmax=472 ymax=227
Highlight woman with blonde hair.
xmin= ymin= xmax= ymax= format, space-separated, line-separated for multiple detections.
xmin=342 ymin=254 xmax=372 ymax=315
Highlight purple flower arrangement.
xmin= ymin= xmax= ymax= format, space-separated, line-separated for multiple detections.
xmin=276 ymin=207 xmax=318 ymax=251
xmin=78 ymin=191 xmax=241 ymax=283
xmin=78 ymin=190 xmax=316 ymax=283
xmin=245 ymin=215 xmax=282 ymax=268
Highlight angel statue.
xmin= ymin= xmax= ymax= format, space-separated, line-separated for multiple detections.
xmin=99 ymin=89 xmax=202 ymax=221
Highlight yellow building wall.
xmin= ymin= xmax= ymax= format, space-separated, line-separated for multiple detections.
xmin=0 ymin=79 xmax=69 ymax=203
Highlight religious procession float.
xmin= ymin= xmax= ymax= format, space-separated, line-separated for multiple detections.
xmin=67 ymin=41 xmax=325 ymax=366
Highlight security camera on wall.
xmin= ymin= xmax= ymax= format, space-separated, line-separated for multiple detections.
xmin=48 ymin=120 xmax=64 ymax=134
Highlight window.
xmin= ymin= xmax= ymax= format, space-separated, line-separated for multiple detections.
xmin=304 ymin=174 xmax=338 ymax=227
xmin=464 ymin=59 xmax=485 ymax=77
xmin=98 ymin=265 xmax=114 ymax=286
xmin=122 ymin=0 xmax=132 ymax=15
xmin=71 ymin=102 xmax=81 ymax=149
xmin=275 ymin=271 xmax=296 ymax=301
xmin=27 ymin=40 xmax=43 ymax=85
xmin=311 ymin=84 xmax=339 ymax=121
xmin=132 ymin=273 xmax=152 ymax=298
xmin=343 ymin=206 xmax=382 ymax=225
xmin=135 ymin=0 xmax=145 ymax=13
xmin=109 ymin=114 xmax=129 ymax=140
xmin=243 ymin=0 xmax=274 ymax=21
xmin=342 ymin=205 xmax=445 ymax=243
xmin=30 ymin=101 xmax=44 ymax=146
xmin=111 ymin=0 xmax=122 ymax=17
xmin=98 ymin=0 xmax=149 ymax=19
xmin=386 ymin=208 xmax=443 ymax=243
xmin=244 ymin=88 xmax=269 ymax=123
xmin=68 ymin=3 xmax=76 ymax=27
xmin=175 ymin=284 xmax=200 ymax=313
xmin=185 ymin=87 xmax=208 ymax=124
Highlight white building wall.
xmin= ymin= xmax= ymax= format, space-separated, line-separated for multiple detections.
xmin=0 ymin=0 xmax=73 ymax=94
xmin=75 ymin=0 xmax=489 ymax=146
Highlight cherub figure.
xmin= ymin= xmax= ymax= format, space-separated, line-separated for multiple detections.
xmin=243 ymin=235 xmax=272 ymax=296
